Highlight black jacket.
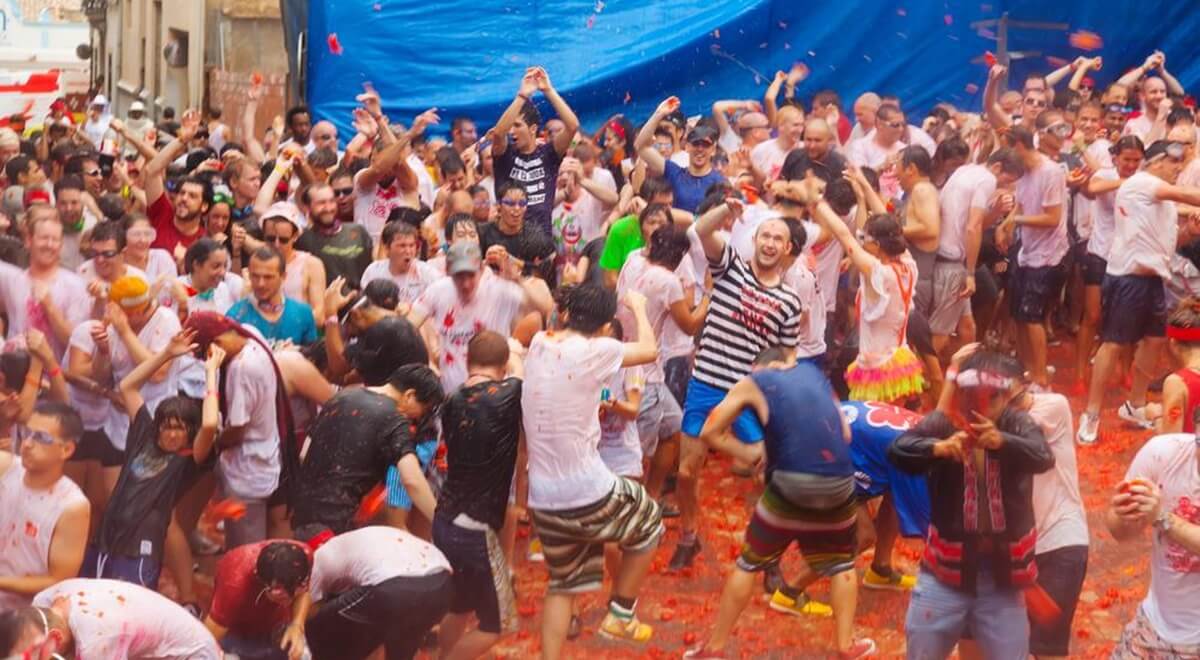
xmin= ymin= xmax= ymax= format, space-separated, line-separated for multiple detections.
xmin=888 ymin=408 xmax=1055 ymax=594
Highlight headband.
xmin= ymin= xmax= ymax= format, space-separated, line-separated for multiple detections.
xmin=608 ymin=120 xmax=626 ymax=140
xmin=955 ymin=368 xmax=1014 ymax=391
xmin=1167 ymin=324 xmax=1200 ymax=342
xmin=305 ymin=528 xmax=335 ymax=551
xmin=116 ymin=291 xmax=151 ymax=309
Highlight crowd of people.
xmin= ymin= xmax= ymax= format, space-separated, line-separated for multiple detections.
xmin=0 ymin=48 xmax=1196 ymax=659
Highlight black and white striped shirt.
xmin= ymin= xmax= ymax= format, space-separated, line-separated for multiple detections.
xmin=693 ymin=244 xmax=803 ymax=390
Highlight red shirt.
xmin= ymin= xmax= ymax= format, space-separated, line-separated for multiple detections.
xmin=147 ymin=193 xmax=203 ymax=253
xmin=208 ymin=540 xmax=312 ymax=637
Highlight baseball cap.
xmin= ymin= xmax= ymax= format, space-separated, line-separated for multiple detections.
xmin=91 ymin=94 xmax=108 ymax=107
xmin=263 ymin=201 xmax=306 ymax=232
xmin=129 ymin=101 xmax=146 ymax=113
xmin=23 ymin=188 xmax=50 ymax=207
xmin=2 ymin=186 xmax=24 ymax=216
xmin=686 ymin=123 xmax=719 ymax=144
xmin=446 ymin=242 xmax=481 ymax=275
xmin=1145 ymin=140 xmax=1186 ymax=163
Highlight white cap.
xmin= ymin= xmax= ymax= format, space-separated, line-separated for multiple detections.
xmin=90 ymin=94 xmax=108 ymax=107
xmin=129 ymin=100 xmax=145 ymax=112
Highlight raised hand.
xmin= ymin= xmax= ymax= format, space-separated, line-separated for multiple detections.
xmin=988 ymin=64 xmax=1007 ymax=82
xmin=655 ymin=97 xmax=681 ymax=117
xmin=352 ymin=108 xmax=379 ymax=139
xmin=519 ymin=68 xmax=540 ymax=97
xmin=167 ymin=329 xmax=199 ymax=358
xmin=206 ymin=343 xmax=227 ymax=371
xmin=356 ymin=82 xmax=383 ymax=116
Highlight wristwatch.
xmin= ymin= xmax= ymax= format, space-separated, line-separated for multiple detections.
xmin=1154 ymin=511 xmax=1173 ymax=535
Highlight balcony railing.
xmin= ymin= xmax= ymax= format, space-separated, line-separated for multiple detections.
xmin=82 ymin=0 xmax=108 ymax=22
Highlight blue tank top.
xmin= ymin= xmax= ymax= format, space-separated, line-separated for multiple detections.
xmin=750 ymin=362 xmax=853 ymax=478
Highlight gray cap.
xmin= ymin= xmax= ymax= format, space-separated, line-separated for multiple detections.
xmin=446 ymin=242 xmax=482 ymax=275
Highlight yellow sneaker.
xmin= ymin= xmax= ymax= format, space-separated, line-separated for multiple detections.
xmin=768 ymin=589 xmax=833 ymax=617
xmin=862 ymin=566 xmax=916 ymax=591
xmin=598 ymin=612 xmax=653 ymax=643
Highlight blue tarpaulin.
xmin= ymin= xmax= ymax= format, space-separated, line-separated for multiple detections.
xmin=306 ymin=1 xmax=1200 ymax=140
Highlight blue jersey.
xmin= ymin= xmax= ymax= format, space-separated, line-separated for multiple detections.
xmin=840 ymin=400 xmax=931 ymax=538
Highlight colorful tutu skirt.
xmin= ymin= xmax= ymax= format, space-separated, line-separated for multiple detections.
xmin=846 ymin=345 xmax=925 ymax=403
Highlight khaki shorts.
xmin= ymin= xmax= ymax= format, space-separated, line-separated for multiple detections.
xmin=929 ymin=260 xmax=971 ymax=336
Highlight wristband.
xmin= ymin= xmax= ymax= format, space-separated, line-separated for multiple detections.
xmin=517 ymin=93 xmax=532 ymax=103
xmin=945 ymin=366 xmax=959 ymax=383
xmin=46 ymin=366 xmax=62 ymax=379
xmin=205 ymin=389 xmax=219 ymax=399
xmin=324 ymin=315 xmax=339 ymax=326
xmin=273 ymin=164 xmax=291 ymax=177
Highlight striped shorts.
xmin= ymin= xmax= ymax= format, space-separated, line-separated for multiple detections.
xmin=530 ymin=477 xmax=664 ymax=593
xmin=737 ymin=479 xmax=859 ymax=576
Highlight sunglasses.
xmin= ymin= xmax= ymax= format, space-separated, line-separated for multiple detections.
xmin=1105 ymin=104 xmax=1128 ymax=114
xmin=1042 ymin=122 xmax=1073 ymax=138
xmin=84 ymin=169 xmax=102 ymax=177
xmin=127 ymin=228 xmax=156 ymax=240
xmin=333 ymin=187 xmax=354 ymax=198
xmin=263 ymin=233 xmax=294 ymax=244
xmin=1024 ymin=98 xmax=1047 ymax=108
xmin=93 ymin=248 xmax=121 ymax=259
xmin=17 ymin=425 xmax=57 ymax=446
xmin=500 ymin=198 xmax=527 ymax=208
xmin=882 ymin=120 xmax=905 ymax=130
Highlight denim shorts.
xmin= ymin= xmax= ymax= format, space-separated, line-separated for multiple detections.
xmin=681 ymin=378 xmax=764 ymax=443
xmin=431 ymin=513 xmax=517 ymax=635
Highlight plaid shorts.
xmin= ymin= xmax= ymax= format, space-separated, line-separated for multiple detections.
xmin=530 ymin=477 xmax=664 ymax=593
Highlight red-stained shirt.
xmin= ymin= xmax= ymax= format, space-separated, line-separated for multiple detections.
xmin=148 ymin=192 xmax=203 ymax=253
xmin=208 ymin=540 xmax=312 ymax=637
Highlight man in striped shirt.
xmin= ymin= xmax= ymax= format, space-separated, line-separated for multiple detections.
xmin=670 ymin=193 xmax=804 ymax=570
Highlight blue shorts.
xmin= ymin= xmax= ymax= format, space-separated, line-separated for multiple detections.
xmin=681 ymin=378 xmax=764 ymax=443
xmin=850 ymin=434 xmax=931 ymax=538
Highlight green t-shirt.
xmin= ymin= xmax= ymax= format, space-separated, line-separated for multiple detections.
xmin=597 ymin=215 xmax=643 ymax=271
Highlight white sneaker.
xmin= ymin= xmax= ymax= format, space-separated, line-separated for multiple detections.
xmin=1077 ymin=412 xmax=1098 ymax=445
xmin=1118 ymin=401 xmax=1155 ymax=430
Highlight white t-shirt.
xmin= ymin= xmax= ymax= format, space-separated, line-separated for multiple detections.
xmin=411 ymin=275 xmax=524 ymax=392
xmin=353 ymin=170 xmax=412 ymax=245
xmin=938 ymin=164 xmax=996 ymax=262
xmin=1166 ymin=254 xmax=1200 ymax=307
xmin=0 ymin=261 xmax=91 ymax=358
xmin=751 ymin=139 xmax=790 ymax=182
xmin=70 ymin=307 xmax=181 ymax=450
xmin=110 ymin=307 xmax=180 ymax=446
xmin=620 ymin=254 xmax=686 ymax=382
xmin=34 ymin=578 xmax=221 ymax=659
xmin=785 ymin=256 xmax=827 ymax=357
xmin=597 ymin=366 xmax=645 ymax=478
xmin=806 ymin=217 xmax=845 ymax=314
xmin=568 ymin=167 xmax=618 ymax=238
xmin=361 ymin=258 xmax=439 ymax=307
xmin=1086 ymin=167 xmax=1120 ymax=260
xmin=65 ymin=323 xmax=113 ymax=430
xmin=845 ymin=135 xmax=902 ymax=170
xmin=1026 ymin=393 xmax=1089 ymax=554
xmin=60 ymin=214 xmax=99 ymax=272
xmin=1122 ymin=113 xmax=1155 ymax=143
xmin=220 ymin=340 xmax=281 ymax=499
xmin=1107 ymin=171 xmax=1176 ymax=280
xmin=1014 ymin=156 xmax=1068 ymax=268
xmin=522 ymin=333 xmax=623 ymax=510
xmin=1124 ymin=434 xmax=1200 ymax=645
xmin=409 ymin=153 xmax=437 ymax=209
xmin=310 ymin=526 xmax=451 ymax=602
